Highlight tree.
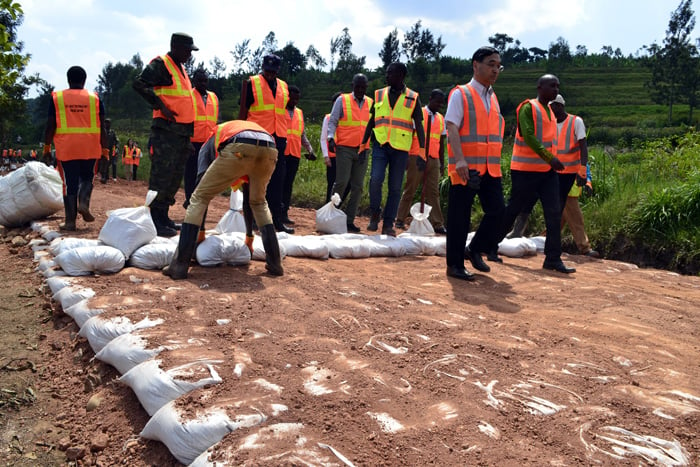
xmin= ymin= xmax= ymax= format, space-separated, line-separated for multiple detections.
xmin=275 ymin=42 xmax=307 ymax=78
xmin=305 ymin=45 xmax=326 ymax=70
xmin=209 ymin=56 xmax=227 ymax=80
xmin=379 ymin=29 xmax=401 ymax=70
xmin=262 ymin=31 xmax=278 ymax=55
xmin=230 ymin=39 xmax=252 ymax=75
xmin=645 ymin=0 xmax=699 ymax=122
xmin=488 ymin=33 xmax=514 ymax=55
xmin=528 ymin=47 xmax=548 ymax=62
xmin=329 ymin=36 xmax=341 ymax=77
xmin=331 ymin=28 xmax=366 ymax=82
xmin=0 ymin=1 xmax=36 ymax=147
xmin=548 ymin=36 xmax=572 ymax=64
xmin=401 ymin=20 xmax=443 ymax=63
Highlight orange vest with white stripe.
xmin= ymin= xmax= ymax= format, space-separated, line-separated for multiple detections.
xmin=122 ymin=145 xmax=135 ymax=165
xmin=409 ymin=107 xmax=444 ymax=159
xmin=213 ymin=120 xmax=270 ymax=189
xmin=336 ymin=93 xmax=373 ymax=147
xmin=247 ymin=74 xmax=289 ymax=137
xmin=447 ymin=84 xmax=504 ymax=184
xmin=555 ymin=114 xmax=581 ymax=174
xmin=373 ymin=86 xmax=418 ymax=151
xmin=511 ymin=99 xmax=557 ymax=173
xmin=152 ymin=55 xmax=195 ymax=124
xmin=52 ymin=89 xmax=102 ymax=161
xmin=192 ymin=89 xmax=219 ymax=143
xmin=285 ymin=107 xmax=304 ymax=158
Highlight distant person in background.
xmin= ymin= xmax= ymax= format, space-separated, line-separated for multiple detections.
xmin=133 ymin=32 xmax=198 ymax=237
xmin=320 ymin=91 xmax=342 ymax=203
xmin=100 ymin=118 xmax=119 ymax=183
xmin=328 ymin=74 xmax=373 ymax=232
xmin=396 ymin=88 xmax=447 ymax=234
xmin=444 ymin=46 xmax=506 ymax=281
xmin=562 ymin=163 xmax=599 ymax=257
xmin=132 ymin=142 xmax=142 ymax=181
xmin=362 ymin=63 xmax=424 ymax=236
xmin=499 ymin=74 xmax=576 ymax=274
xmin=122 ymin=138 xmax=135 ymax=181
xmin=43 ymin=65 xmax=108 ymax=230
xmin=281 ymin=85 xmax=317 ymax=225
xmin=239 ymin=54 xmax=293 ymax=234
xmin=186 ymin=68 xmax=219 ymax=208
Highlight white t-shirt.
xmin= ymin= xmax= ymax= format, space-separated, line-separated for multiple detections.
xmin=559 ymin=115 xmax=586 ymax=141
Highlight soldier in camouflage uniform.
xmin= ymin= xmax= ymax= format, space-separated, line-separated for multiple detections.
xmin=133 ymin=32 xmax=198 ymax=237
xmin=99 ymin=118 xmax=119 ymax=183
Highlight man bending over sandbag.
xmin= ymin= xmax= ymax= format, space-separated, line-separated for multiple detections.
xmin=163 ymin=120 xmax=283 ymax=279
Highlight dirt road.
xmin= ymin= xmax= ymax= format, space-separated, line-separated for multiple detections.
xmin=1 ymin=178 xmax=698 ymax=466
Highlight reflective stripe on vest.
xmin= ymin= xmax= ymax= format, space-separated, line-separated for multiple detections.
xmin=122 ymin=145 xmax=135 ymax=164
xmin=248 ymin=74 xmax=289 ymax=137
xmin=324 ymin=113 xmax=336 ymax=158
xmin=373 ymin=86 xmax=418 ymax=151
xmin=336 ymin=93 xmax=372 ymax=147
xmin=409 ymin=107 xmax=444 ymax=158
xmin=556 ymin=114 xmax=581 ymax=174
xmin=447 ymin=84 xmax=504 ymax=184
xmin=285 ymin=107 xmax=304 ymax=158
xmin=52 ymin=89 xmax=101 ymax=161
xmin=511 ymin=99 xmax=557 ymax=172
xmin=192 ymin=90 xmax=219 ymax=142
xmin=153 ymin=54 xmax=196 ymax=123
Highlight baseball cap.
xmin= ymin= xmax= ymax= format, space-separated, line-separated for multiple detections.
xmin=171 ymin=33 xmax=199 ymax=51
xmin=262 ymin=54 xmax=282 ymax=72
xmin=550 ymin=94 xmax=565 ymax=106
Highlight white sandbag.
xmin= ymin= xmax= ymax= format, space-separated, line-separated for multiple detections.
xmin=325 ymin=236 xmax=371 ymax=259
xmin=530 ymin=236 xmax=546 ymax=253
xmin=196 ymin=233 xmax=251 ymax=267
xmin=397 ymin=233 xmax=446 ymax=256
xmin=54 ymin=245 xmax=125 ymax=276
xmin=52 ymin=286 xmax=95 ymax=310
xmin=42 ymin=268 xmax=67 ymax=278
xmin=49 ymin=237 xmax=103 ymax=256
xmin=78 ymin=315 xmax=163 ymax=353
xmin=98 ymin=190 xmax=158 ymax=258
xmin=95 ymin=333 xmax=165 ymax=375
xmin=63 ymin=299 xmax=105 ymax=328
xmin=497 ymin=237 xmax=538 ymax=258
xmin=120 ymin=359 xmax=222 ymax=416
xmin=46 ymin=276 xmax=73 ymax=295
xmin=141 ymin=401 xmax=266 ymax=466
xmin=37 ymin=256 xmax=56 ymax=272
xmin=366 ymin=236 xmax=407 ymax=257
xmin=214 ymin=209 xmax=246 ymax=234
xmin=129 ymin=242 xmax=176 ymax=270
xmin=251 ymin=234 xmax=287 ymax=262
xmin=279 ymin=235 xmax=329 ymax=259
xmin=315 ymin=193 xmax=347 ymax=234
xmin=0 ymin=161 xmax=63 ymax=227
xmin=406 ymin=202 xmax=435 ymax=236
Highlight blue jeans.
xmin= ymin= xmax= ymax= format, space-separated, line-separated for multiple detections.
xmin=369 ymin=142 xmax=409 ymax=225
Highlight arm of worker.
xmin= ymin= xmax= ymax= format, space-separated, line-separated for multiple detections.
xmin=446 ymin=121 xmax=468 ymax=182
xmin=98 ymin=101 xmax=110 ymax=158
xmin=518 ymin=102 xmax=562 ymax=170
xmin=301 ymin=130 xmax=316 ymax=160
xmin=196 ymin=136 xmax=217 ymax=182
xmin=438 ymin=134 xmax=446 ymax=176
xmin=360 ymin=103 xmax=375 ymax=146
xmin=412 ymin=97 xmax=425 ymax=150
xmin=42 ymin=99 xmax=57 ymax=164
xmin=326 ymin=96 xmax=344 ymax=153
xmin=132 ymin=57 xmax=176 ymax=121
xmin=320 ymin=115 xmax=330 ymax=163
xmin=237 ymin=79 xmax=253 ymax=120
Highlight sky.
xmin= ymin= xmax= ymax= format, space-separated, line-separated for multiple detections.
xmin=17 ymin=0 xmax=687 ymax=95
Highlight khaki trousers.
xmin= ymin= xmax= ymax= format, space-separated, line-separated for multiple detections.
xmin=397 ymin=156 xmax=444 ymax=228
xmin=184 ymin=142 xmax=278 ymax=228
xmin=561 ymin=196 xmax=591 ymax=253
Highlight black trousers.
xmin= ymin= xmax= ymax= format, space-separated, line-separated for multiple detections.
xmin=326 ymin=157 xmax=337 ymax=203
xmin=502 ymin=169 xmax=562 ymax=261
xmin=519 ymin=172 xmax=577 ymax=216
xmin=446 ymin=173 xmax=504 ymax=269
xmin=184 ymin=141 xmax=204 ymax=205
xmin=282 ymin=154 xmax=300 ymax=216
xmin=265 ymin=136 xmax=287 ymax=223
xmin=57 ymin=159 xmax=98 ymax=196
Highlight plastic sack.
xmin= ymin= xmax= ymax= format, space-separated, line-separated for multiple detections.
xmin=324 ymin=235 xmax=371 ymax=259
xmin=214 ymin=190 xmax=246 ymax=234
xmin=94 ymin=333 xmax=166 ymax=375
xmin=129 ymin=242 xmax=176 ymax=270
xmin=196 ymin=233 xmax=252 ymax=267
xmin=141 ymin=401 xmax=266 ymax=466
xmin=98 ymin=190 xmax=158 ymax=258
xmin=0 ymin=161 xmax=63 ymax=227
xmin=63 ymin=299 xmax=105 ymax=328
xmin=52 ymin=286 xmax=95 ymax=310
xmin=315 ymin=193 xmax=347 ymax=234
xmin=121 ymin=359 xmax=222 ymax=416
xmin=497 ymin=237 xmax=538 ymax=258
xmin=54 ymin=245 xmax=125 ymax=276
xmin=49 ymin=237 xmax=103 ymax=256
xmin=366 ymin=236 xmax=407 ymax=257
xmin=46 ymin=276 xmax=73 ymax=295
xmin=406 ymin=202 xmax=435 ymax=236
xmin=78 ymin=315 xmax=163 ymax=353
xmin=251 ymin=234 xmax=287 ymax=262
xmin=279 ymin=235 xmax=329 ymax=259
xmin=530 ymin=236 xmax=546 ymax=253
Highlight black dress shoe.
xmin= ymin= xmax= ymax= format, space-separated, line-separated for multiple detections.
xmin=486 ymin=251 xmax=503 ymax=263
xmin=446 ymin=266 xmax=475 ymax=281
xmin=275 ymin=223 xmax=295 ymax=234
xmin=542 ymin=260 xmax=576 ymax=274
xmin=346 ymin=223 xmax=361 ymax=233
xmin=394 ymin=220 xmax=406 ymax=230
xmin=434 ymin=226 xmax=447 ymax=235
xmin=466 ymin=247 xmax=490 ymax=272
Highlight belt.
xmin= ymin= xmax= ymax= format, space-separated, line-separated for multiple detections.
xmin=230 ymin=136 xmax=276 ymax=148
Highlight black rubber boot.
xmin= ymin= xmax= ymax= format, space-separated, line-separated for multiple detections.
xmin=60 ymin=195 xmax=78 ymax=231
xmin=163 ymin=223 xmax=200 ymax=280
xmin=367 ymin=211 xmax=381 ymax=232
xmin=260 ymin=224 xmax=283 ymax=276
xmin=151 ymin=206 xmax=177 ymax=237
xmin=507 ymin=212 xmax=529 ymax=238
xmin=77 ymin=182 xmax=95 ymax=222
